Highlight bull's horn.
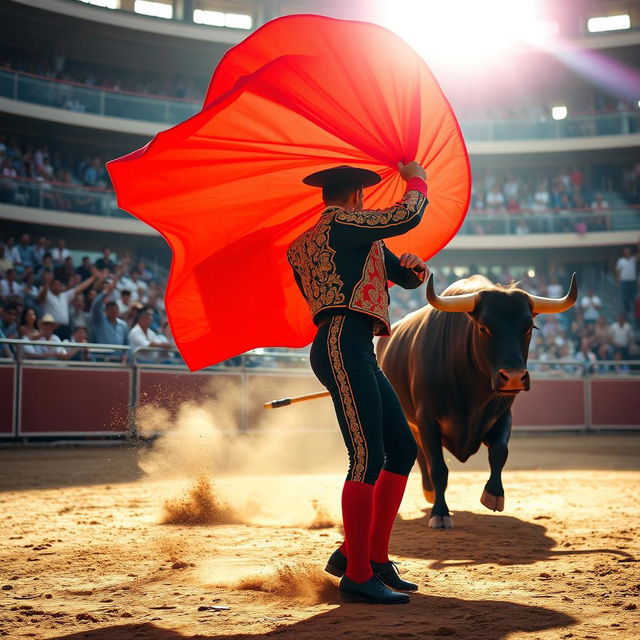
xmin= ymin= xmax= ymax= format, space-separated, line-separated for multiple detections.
xmin=528 ymin=273 xmax=578 ymax=314
xmin=426 ymin=273 xmax=480 ymax=313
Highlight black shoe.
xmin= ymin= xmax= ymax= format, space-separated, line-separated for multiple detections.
xmin=324 ymin=548 xmax=347 ymax=577
xmin=371 ymin=560 xmax=418 ymax=591
xmin=339 ymin=574 xmax=410 ymax=604
xmin=325 ymin=549 xmax=418 ymax=591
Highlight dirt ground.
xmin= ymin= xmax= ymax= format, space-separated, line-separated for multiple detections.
xmin=0 ymin=434 xmax=639 ymax=640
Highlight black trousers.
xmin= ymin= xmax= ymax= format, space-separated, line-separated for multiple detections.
xmin=310 ymin=312 xmax=417 ymax=485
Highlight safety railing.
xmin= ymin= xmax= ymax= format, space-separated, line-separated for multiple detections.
xmin=0 ymin=67 xmax=200 ymax=125
xmin=0 ymin=340 xmax=638 ymax=438
xmin=459 ymin=206 xmax=640 ymax=235
xmin=461 ymin=109 xmax=640 ymax=141
xmin=2 ymin=175 xmax=639 ymax=239
xmin=2 ymin=66 xmax=640 ymax=138
xmin=0 ymin=175 xmax=122 ymax=217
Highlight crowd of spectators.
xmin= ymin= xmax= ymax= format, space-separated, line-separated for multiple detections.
xmin=466 ymin=164 xmax=640 ymax=235
xmin=0 ymin=232 xmax=175 ymax=363
xmin=0 ymin=132 xmax=112 ymax=214
xmin=389 ymin=251 xmax=640 ymax=374
xmin=0 ymin=47 xmax=206 ymax=103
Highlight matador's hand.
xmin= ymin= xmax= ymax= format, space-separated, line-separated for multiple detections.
xmin=399 ymin=254 xmax=428 ymax=279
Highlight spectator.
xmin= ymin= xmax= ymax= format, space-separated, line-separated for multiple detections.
xmin=608 ymin=314 xmax=634 ymax=359
xmin=128 ymin=305 xmax=171 ymax=362
xmin=65 ymin=326 xmax=89 ymax=362
xmin=36 ymin=268 xmax=97 ymax=340
xmin=95 ymin=246 xmax=115 ymax=273
xmin=547 ymin=276 xmax=564 ymax=299
xmin=119 ymin=269 xmax=147 ymax=302
xmin=21 ymin=313 xmax=78 ymax=360
xmin=486 ymin=185 xmax=505 ymax=212
xmin=90 ymin=279 xmax=129 ymax=355
xmin=18 ymin=306 xmax=39 ymax=340
xmin=55 ymin=256 xmax=76 ymax=285
xmin=0 ymin=302 xmax=19 ymax=339
xmin=76 ymin=256 xmax=93 ymax=280
xmin=15 ymin=233 xmax=39 ymax=271
xmin=580 ymin=288 xmax=602 ymax=325
xmin=0 ymin=268 xmax=23 ymax=299
xmin=69 ymin=294 xmax=91 ymax=338
xmin=51 ymin=238 xmax=70 ymax=265
xmin=616 ymin=245 xmax=638 ymax=315
xmin=0 ymin=245 xmax=13 ymax=272
xmin=116 ymin=288 xmax=133 ymax=317
xmin=574 ymin=337 xmax=596 ymax=367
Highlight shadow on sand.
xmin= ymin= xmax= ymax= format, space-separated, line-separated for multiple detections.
xmin=48 ymin=591 xmax=577 ymax=640
xmin=392 ymin=510 xmax=634 ymax=569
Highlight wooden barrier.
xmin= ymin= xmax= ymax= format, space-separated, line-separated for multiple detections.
xmin=0 ymin=365 xmax=15 ymax=435
xmin=590 ymin=378 xmax=640 ymax=428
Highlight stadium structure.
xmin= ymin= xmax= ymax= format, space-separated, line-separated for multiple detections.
xmin=0 ymin=0 xmax=639 ymax=438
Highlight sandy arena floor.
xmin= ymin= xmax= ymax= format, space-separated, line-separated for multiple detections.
xmin=0 ymin=434 xmax=639 ymax=640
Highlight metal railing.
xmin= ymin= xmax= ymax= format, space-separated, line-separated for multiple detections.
xmin=0 ymin=67 xmax=200 ymax=125
xmin=2 ymin=66 xmax=640 ymax=139
xmin=461 ymin=109 xmax=640 ymax=141
xmin=459 ymin=206 xmax=640 ymax=235
xmin=0 ymin=175 xmax=123 ymax=217
xmin=2 ymin=175 xmax=639 ymax=238
xmin=1 ymin=339 xmax=638 ymax=438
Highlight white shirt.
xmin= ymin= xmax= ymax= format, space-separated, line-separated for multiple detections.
xmin=22 ymin=334 xmax=66 ymax=358
xmin=129 ymin=324 xmax=161 ymax=360
xmin=42 ymin=288 xmax=76 ymax=325
xmin=51 ymin=247 xmax=70 ymax=264
xmin=580 ymin=295 xmax=601 ymax=321
xmin=0 ymin=279 xmax=24 ymax=297
xmin=616 ymin=256 xmax=637 ymax=282
xmin=608 ymin=322 xmax=633 ymax=348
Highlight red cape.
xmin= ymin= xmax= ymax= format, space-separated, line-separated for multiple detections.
xmin=106 ymin=14 xmax=471 ymax=371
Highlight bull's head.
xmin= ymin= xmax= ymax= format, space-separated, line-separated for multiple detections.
xmin=425 ymin=273 xmax=577 ymax=395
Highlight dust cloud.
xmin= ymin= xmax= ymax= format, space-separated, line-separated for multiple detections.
xmin=136 ymin=377 xmax=341 ymax=530
xmin=230 ymin=562 xmax=338 ymax=604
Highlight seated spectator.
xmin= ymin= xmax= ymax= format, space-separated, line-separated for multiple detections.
xmin=55 ymin=256 xmax=77 ymax=285
xmin=485 ymin=185 xmax=505 ymax=212
xmin=90 ymin=279 xmax=129 ymax=357
xmin=65 ymin=326 xmax=90 ymax=362
xmin=0 ymin=301 xmax=19 ymax=339
xmin=574 ymin=337 xmax=596 ymax=368
xmin=119 ymin=269 xmax=147 ymax=302
xmin=69 ymin=294 xmax=91 ymax=338
xmin=611 ymin=349 xmax=630 ymax=373
xmin=0 ymin=245 xmax=13 ymax=272
xmin=580 ymin=288 xmax=602 ymax=325
xmin=608 ymin=314 xmax=634 ymax=359
xmin=136 ymin=259 xmax=153 ymax=282
xmin=21 ymin=313 xmax=73 ymax=360
xmin=14 ymin=234 xmax=40 ymax=272
xmin=76 ymin=256 xmax=93 ymax=280
xmin=95 ymin=246 xmax=115 ymax=273
xmin=0 ymin=268 xmax=23 ymax=299
xmin=51 ymin=238 xmax=70 ymax=265
xmin=128 ymin=306 xmax=172 ymax=362
xmin=18 ymin=306 xmax=39 ymax=340
xmin=116 ymin=288 xmax=133 ymax=317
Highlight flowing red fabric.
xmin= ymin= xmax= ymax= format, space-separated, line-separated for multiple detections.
xmin=106 ymin=14 xmax=471 ymax=371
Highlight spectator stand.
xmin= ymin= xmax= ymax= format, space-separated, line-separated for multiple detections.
xmin=1 ymin=339 xmax=638 ymax=440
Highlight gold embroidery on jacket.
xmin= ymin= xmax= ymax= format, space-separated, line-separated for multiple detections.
xmin=287 ymin=209 xmax=345 ymax=316
xmin=327 ymin=315 xmax=367 ymax=482
xmin=334 ymin=190 xmax=426 ymax=228
xmin=349 ymin=240 xmax=390 ymax=335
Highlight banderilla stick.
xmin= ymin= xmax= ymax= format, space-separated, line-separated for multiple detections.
xmin=263 ymin=390 xmax=330 ymax=409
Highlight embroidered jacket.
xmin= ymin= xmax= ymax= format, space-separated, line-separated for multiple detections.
xmin=287 ymin=178 xmax=428 ymax=336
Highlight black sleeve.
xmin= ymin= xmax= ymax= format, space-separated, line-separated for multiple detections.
xmin=332 ymin=189 xmax=428 ymax=246
xmin=383 ymin=244 xmax=424 ymax=289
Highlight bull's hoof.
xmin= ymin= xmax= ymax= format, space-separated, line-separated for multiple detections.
xmin=423 ymin=488 xmax=435 ymax=504
xmin=429 ymin=515 xmax=454 ymax=529
xmin=481 ymin=489 xmax=504 ymax=512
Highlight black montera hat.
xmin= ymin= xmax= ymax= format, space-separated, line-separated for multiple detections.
xmin=302 ymin=165 xmax=381 ymax=188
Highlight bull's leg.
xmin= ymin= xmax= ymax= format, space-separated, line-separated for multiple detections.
xmin=419 ymin=420 xmax=453 ymax=529
xmin=481 ymin=411 xmax=512 ymax=512
xmin=410 ymin=422 xmax=435 ymax=504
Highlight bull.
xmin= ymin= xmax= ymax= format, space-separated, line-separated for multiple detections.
xmin=376 ymin=273 xmax=577 ymax=528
